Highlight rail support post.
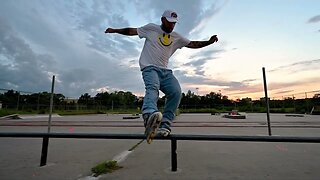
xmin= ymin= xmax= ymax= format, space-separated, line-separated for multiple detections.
xmin=40 ymin=137 xmax=49 ymax=166
xmin=171 ymin=138 xmax=177 ymax=171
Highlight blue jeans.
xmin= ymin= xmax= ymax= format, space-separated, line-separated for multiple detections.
xmin=142 ymin=66 xmax=182 ymax=124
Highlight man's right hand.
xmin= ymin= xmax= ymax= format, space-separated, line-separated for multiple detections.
xmin=105 ymin=28 xmax=115 ymax=33
xmin=104 ymin=28 xmax=138 ymax=36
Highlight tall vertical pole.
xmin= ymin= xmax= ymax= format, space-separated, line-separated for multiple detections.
xmin=171 ymin=139 xmax=177 ymax=171
xmin=48 ymin=75 xmax=55 ymax=133
xmin=40 ymin=75 xmax=55 ymax=166
xmin=262 ymin=68 xmax=272 ymax=136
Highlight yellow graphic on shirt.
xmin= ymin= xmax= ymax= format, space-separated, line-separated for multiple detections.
xmin=158 ymin=33 xmax=172 ymax=46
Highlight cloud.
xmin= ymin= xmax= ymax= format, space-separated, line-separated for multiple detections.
xmin=133 ymin=0 xmax=199 ymax=35
xmin=1 ymin=0 xmax=317 ymax=100
xmin=307 ymin=15 xmax=320 ymax=23
xmin=0 ymin=0 xmax=145 ymax=97
xmin=0 ymin=17 xmax=55 ymax=92
xmin=273 ymin=90 xmax=294 ymax=95
xmin=268 ymin=59 xmax=320 ymax=73
xmin=268 ymin=77 xmax=320 ymax=93
xmin=189 ymin=0 xmax=229 ymax=35
xmin=178 ymin=49 xmax=223 ymax=76
xmin=230 ymin=60 xmax=320 ymax=98
xmin=174 ymin=69 xmax=248 ymax=90
xmin=133 ymin=0 xmax=227 ymax=36
xmin=57 ymin=68 xmax=96 ymax=96
xmin=184 ymin=58 xmax=209 ymax=67
xmin=307 ymin=15 xmax=320 ymax=32
xmin=189 ymin=49 xmax=224 ymax=59
xmin=223 ymin=65 xmax=320 ymax=99
xmin=73 ymin=1 xmax=141 ymax=58
xmin=230 ymin=77 xmax=320 ymax=99
xmin=182 ymin=57 xmax=215 ymax=76
xmin=0 ymin=0 xmax=229 ymax=98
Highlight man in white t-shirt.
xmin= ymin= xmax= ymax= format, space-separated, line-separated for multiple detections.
xmin=105 ymin=10 xmax=218 ymax=143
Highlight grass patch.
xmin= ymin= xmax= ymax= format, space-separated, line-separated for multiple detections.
xmin=91 ymin=160 xmax=123 ymax=177
xmin=56 ymin=110 xmax=105 ymax=116
xmin=0 ymin=109 xmax=35 ymax=117
xmin=0 ymin=109 xmax=12 ymax=117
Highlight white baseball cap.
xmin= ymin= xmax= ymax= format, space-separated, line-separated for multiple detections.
xmin=162 ymin=10 xmax=178 ymax=23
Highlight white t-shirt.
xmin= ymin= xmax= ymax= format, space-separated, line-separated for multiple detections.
xmin=137 ymin=23 xmax=190 ymax=70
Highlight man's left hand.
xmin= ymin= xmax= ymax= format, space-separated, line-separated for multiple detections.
xmin=209 ymin=35 xmax=218 ymax=44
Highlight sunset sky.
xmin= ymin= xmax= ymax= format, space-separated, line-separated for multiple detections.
xmin=0 ymin=0 xmax=319 ymax=100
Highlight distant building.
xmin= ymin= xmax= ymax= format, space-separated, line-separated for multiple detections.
xmin=64 ymin=98 xmax=78 ymax=104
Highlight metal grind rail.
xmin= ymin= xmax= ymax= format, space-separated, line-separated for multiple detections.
xmin=1 ymin=132 xmax=320 ymax=171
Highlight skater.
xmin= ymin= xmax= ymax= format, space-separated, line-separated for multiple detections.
xmin=105 ymin=10 xmax=218 ymax=143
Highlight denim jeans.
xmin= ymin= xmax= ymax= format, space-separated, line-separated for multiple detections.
xmin=142 ymin=66 xmax=182 ymax=124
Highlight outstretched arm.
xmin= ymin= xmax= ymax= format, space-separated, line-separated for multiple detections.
xmin=186 ymin=35 xmax=218 ymax=49
xmin=105 ymin=28 xmax=138 ymax=36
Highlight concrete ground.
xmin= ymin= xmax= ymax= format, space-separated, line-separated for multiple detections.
xmin=0 ymin=113 xmax=320 ymax=180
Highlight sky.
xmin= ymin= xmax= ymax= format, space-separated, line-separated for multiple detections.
xmin=0 ymin=0 xmax=319 ymax=100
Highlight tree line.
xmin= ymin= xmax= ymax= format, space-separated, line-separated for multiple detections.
xmin=0 ymin=89 xmax=319 ymax=114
